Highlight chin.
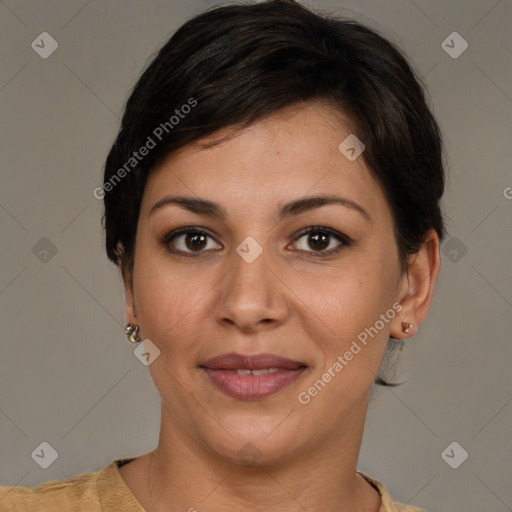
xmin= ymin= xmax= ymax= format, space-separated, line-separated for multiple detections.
xmin=197 ymin=413 xmax=306 ymax=467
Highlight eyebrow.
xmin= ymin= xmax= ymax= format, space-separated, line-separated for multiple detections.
xmin=149 ymin=194 xmax=371 ymax=223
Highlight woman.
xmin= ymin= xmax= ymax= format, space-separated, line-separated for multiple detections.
xmin=0 ymin=0 xmax=445 ymax=510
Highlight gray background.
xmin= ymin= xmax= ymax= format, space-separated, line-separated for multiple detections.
xmin=1 ymin=1 xmax=511 ymax=511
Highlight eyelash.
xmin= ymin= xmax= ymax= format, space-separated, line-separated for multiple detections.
xmin=160 ymin=226 xmax=353 ymax=257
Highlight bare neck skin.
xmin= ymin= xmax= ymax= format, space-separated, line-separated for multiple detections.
xmin=119 ymin=388 xmax=381 ymax=512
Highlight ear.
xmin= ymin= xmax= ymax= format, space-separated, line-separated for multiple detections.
xmin=390 ymin=229 xmax=441 ymax=339
xmin=123 ymin=271 xmax=138 ymax=326
xmin=116 ymin=242 xmax=138 ymax=326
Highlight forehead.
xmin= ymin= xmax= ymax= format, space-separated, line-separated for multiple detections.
xmin=140 ymin=102 xmax=390 ymax=223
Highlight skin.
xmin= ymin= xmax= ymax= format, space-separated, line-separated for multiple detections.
xmin=118 ymin=101 xmax=441 ymax=512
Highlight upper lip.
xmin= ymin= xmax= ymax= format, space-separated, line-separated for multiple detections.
xmin=200 ymin=352 xmax=306 ymax=370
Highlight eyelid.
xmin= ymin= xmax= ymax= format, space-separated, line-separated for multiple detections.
xmin=290 ymin=226 xmax=352 ymax=256
xmin=294 ymin=226 xmax=354 ymax=245
xmin=160 ymin=226 xmax=220 ymax=252
xmin=161 ymin=225 xmax=353 ymax=255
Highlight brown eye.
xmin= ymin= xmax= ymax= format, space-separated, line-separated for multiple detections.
xmin=162 ymin=228 xmax=221 ymax=254
xmin=292 ymin=227 xmax=351 ymax=256
xmin=306 ymin=232 xmax=330 ymax=251
xmin=184 ymin=232 xmax=207 ymax=251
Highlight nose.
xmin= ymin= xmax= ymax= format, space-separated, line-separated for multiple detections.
xmin=212 ymin=243 xmax=290 ymax=334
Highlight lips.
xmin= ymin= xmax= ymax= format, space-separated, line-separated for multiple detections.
xmin=200 ymin=352 xmax=307 ymax=400
xmin=201 ymin=352 xmax=305 ymax=371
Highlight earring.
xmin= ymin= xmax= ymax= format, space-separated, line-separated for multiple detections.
xmin=125 ymin=323 xmax=141 ymax=343
xmin=401 ymin=322 xmax=413 ymax=334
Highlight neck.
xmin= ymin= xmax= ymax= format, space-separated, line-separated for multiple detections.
xmin=141 ymin=390 xmax=380 ymax=512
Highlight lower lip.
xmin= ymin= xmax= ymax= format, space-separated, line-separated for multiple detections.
xmin=202 ymin=367 xmax=307 ymax=400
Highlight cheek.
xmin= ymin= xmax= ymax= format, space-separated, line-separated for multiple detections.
xmin=301 ymin=250 xmax=397 ymax=336
xmin=132 ymin=248 xmax=218 ymax=357
xmin=132 ymin=224 xmax=399 ymax=363
xmin=297 ymin=257 xmax=399 ymax=394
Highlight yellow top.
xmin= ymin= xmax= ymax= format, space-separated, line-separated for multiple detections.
xmin=0 ymin=458 xmax=423 ymax=511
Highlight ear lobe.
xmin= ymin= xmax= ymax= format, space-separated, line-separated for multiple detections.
xmin=117 ymin=242 xmax=138 ymax=325
xmin=124 ymin=288 xmax=138 ymax=324
xmin=124 ymin=277 xmax=138 ymax=325
xmin=390 ymin=229 xmax=441 ymax=339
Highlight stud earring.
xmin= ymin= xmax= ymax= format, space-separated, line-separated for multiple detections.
xmin=401 ymin=322 xmax=413 ymax=334
xmin=125 ymin=323 xmax=141 ymax=343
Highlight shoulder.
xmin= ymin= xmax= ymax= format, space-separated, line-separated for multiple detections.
xmin=0 ymin=458 xmax=144 ymax=512
xmin=357 ymin=471 xmax=424 ymax=512
xmin=0 ymin=467 xmax=103 ymax=512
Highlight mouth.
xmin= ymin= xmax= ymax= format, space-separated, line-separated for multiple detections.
xmin=200 ymin=352 xmax=308 ymax=400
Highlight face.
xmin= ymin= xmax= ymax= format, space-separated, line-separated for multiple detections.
xmin=126 ymin=102 xmax=409 ymax=465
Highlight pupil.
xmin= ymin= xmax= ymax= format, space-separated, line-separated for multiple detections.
xmin=310 ymin=232 xmax=328 ymax=250
xmin=183 ymin=232 xmax=330 ymax=252
xmin=187 ymin=233 xmax=206 ymax=250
